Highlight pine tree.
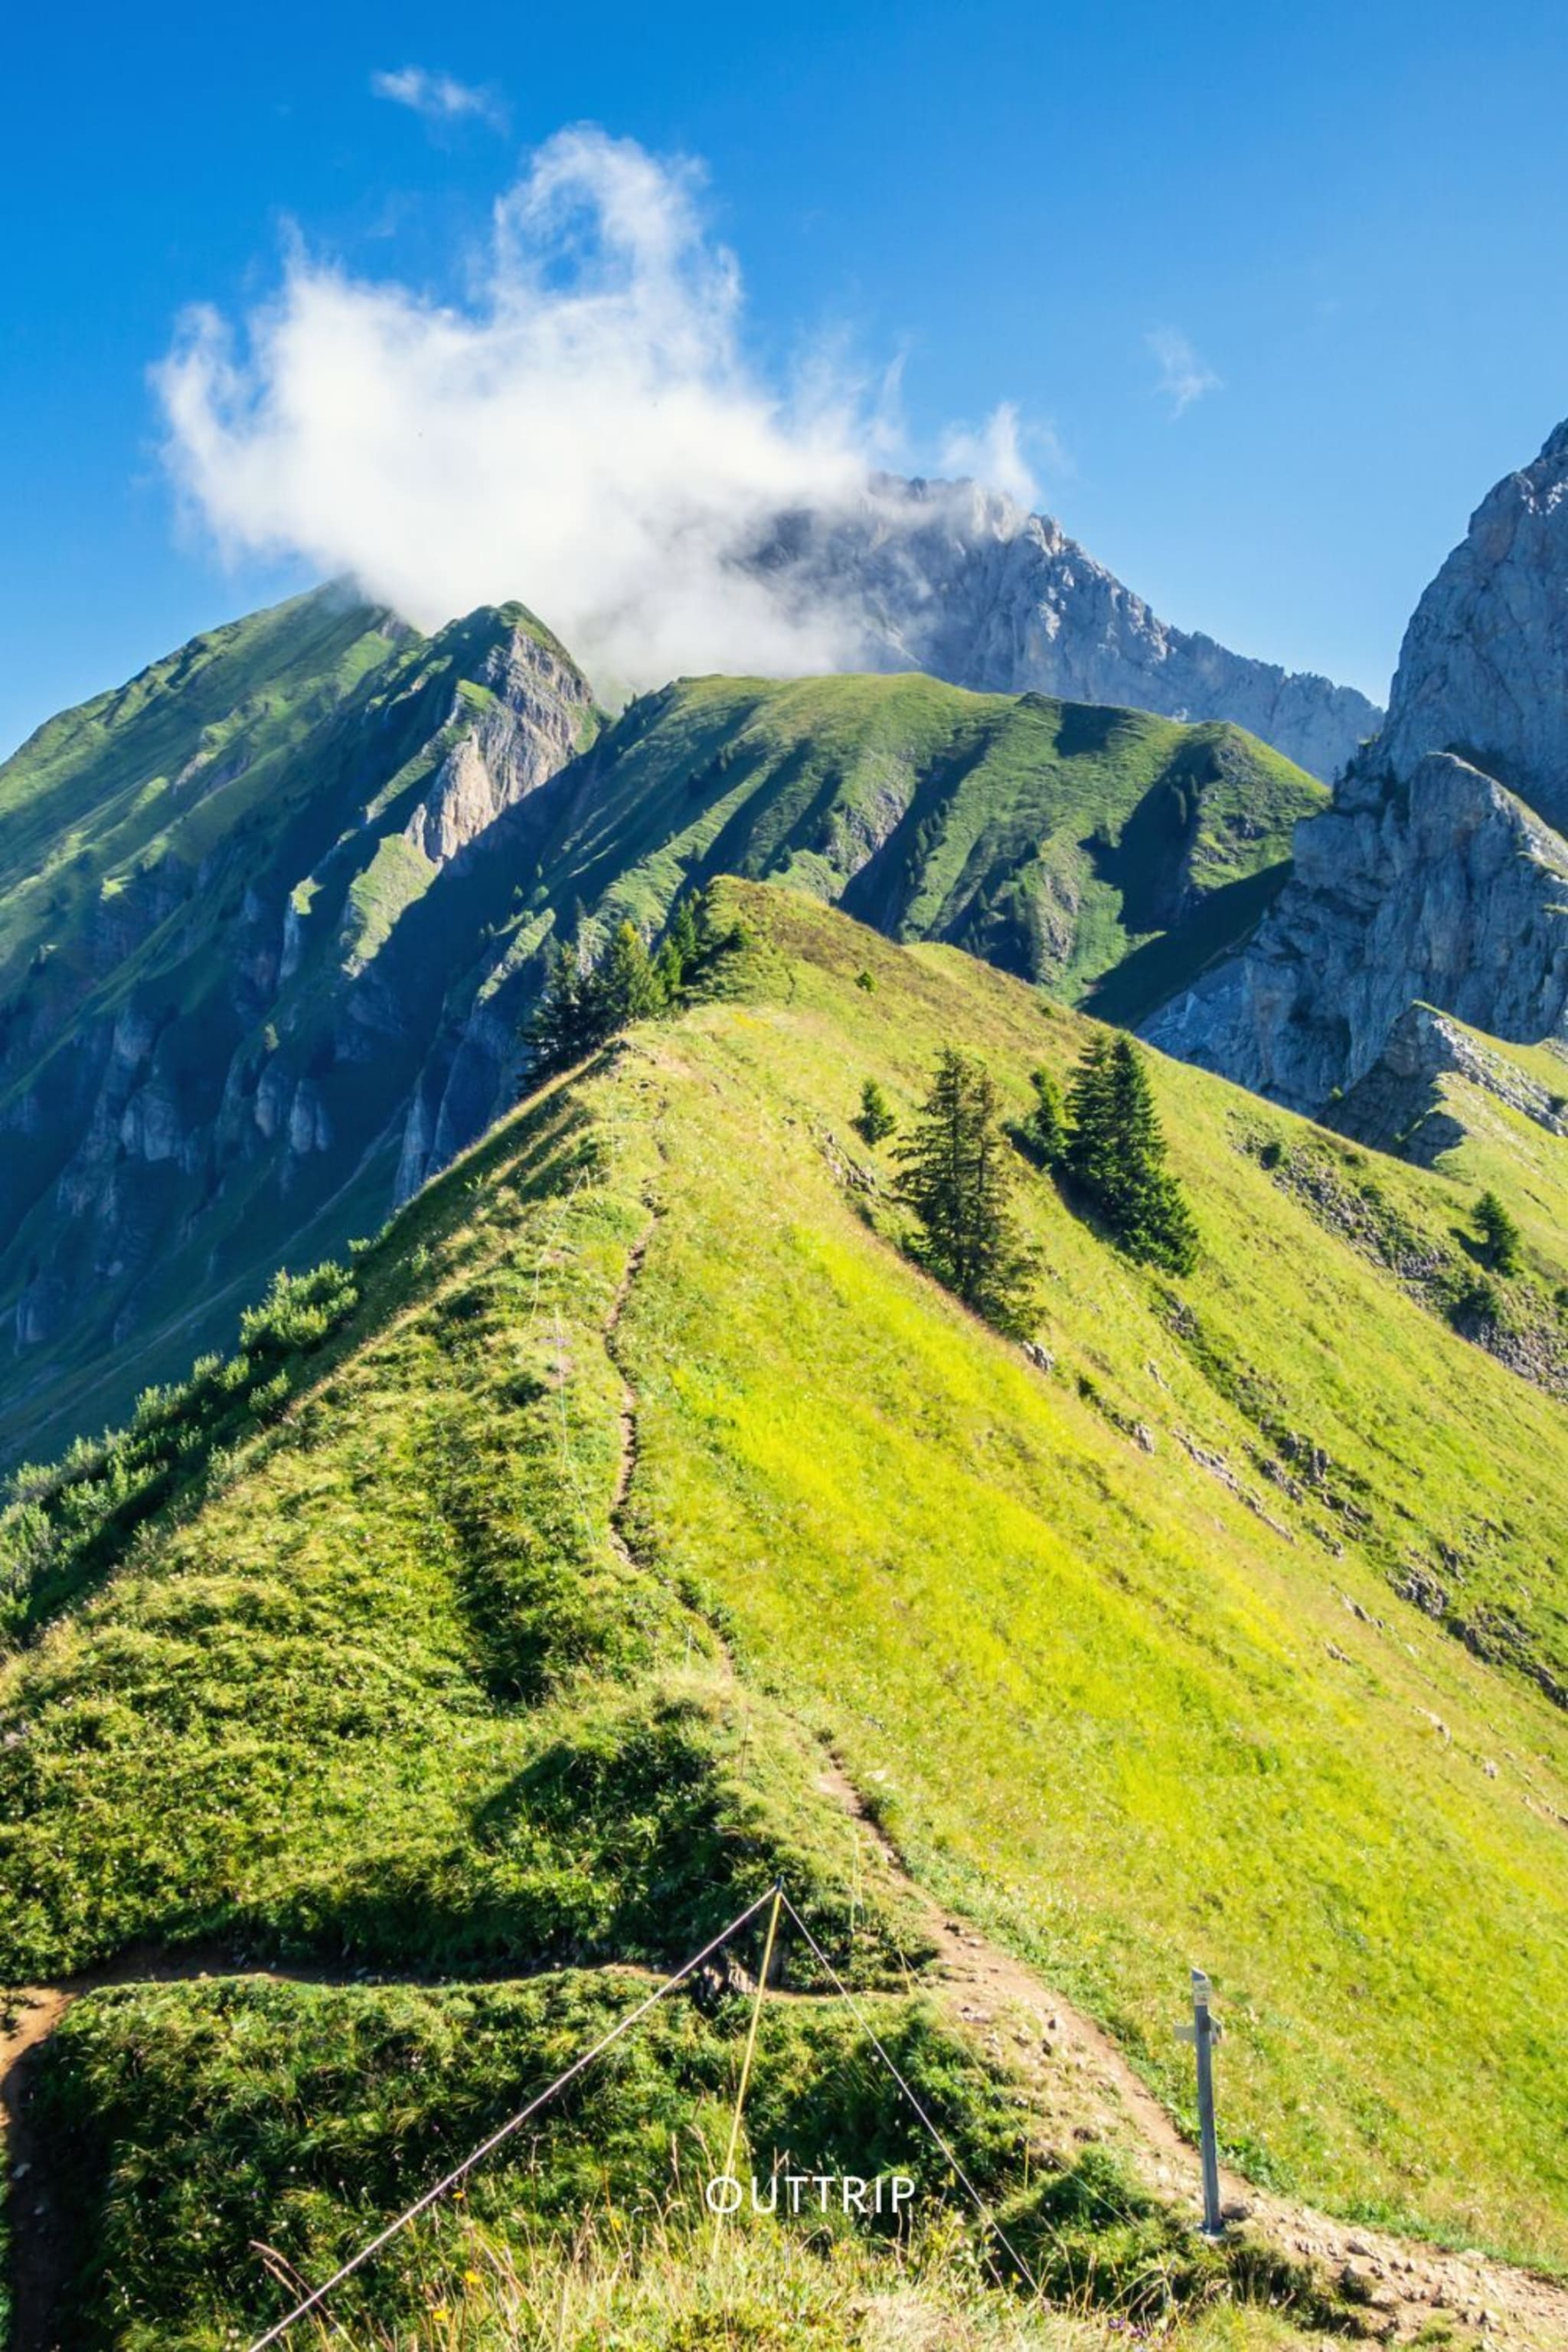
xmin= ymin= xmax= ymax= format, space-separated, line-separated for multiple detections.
xmin=525 ymin=918 xmax=666 ymax=1082
xmin=897 ymin=1049 xmax=1035 ymax=1331
xmin=854 ymin=1078 xmax=896 ymax=1145
xmin=526 ymin=937 xmax=599 ymax=1076
xmin=599 ymin=920 xmax=665 ymax=1027
xmin=1023 ymin=1067 xmax=1068 ymax=1169
xmin=1064 ymin=1034 xmax=1119 ymax=1198
xmin=1103 ymin=1037 xmax=1197 ymax=1273
xmin=1474 ymin=1188 xmax=1522 ymax=1276
xmin=668 ymin=894 xmax=701 ymax=975
xmin=1063 ymin=1033 xmax=1197 ymax=1273
xmin=653 ymin=896 xmax=702 ymax=1000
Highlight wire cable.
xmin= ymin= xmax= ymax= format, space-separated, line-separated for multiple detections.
xmin=780 ymin=1892 xmax=1040 ymax=2296
xmin=710 ymin=1881 xmax=783 ymax=2262
xmin=243 ymin=1886 xmax=778 ymax=2350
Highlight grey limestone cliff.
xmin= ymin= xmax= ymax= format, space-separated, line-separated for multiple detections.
xmin=749 ymin=476 xmax=1382 ymax=781
xmin=1143 ymin=422 xmax=1568 ymax=1116
xmin=1379 ymin=422 xmax=1568 ymax=834
xmin=1144 ymin=750 xmax=1568 ymax=1110
xmin=1328 ymin=1002 xmax=1568 ymax=1165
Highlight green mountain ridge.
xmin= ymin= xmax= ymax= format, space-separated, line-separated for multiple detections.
xmin=527 ymin=668 xmax=1325 ymax=1014
xmin=0 ymin=589 xmax=1323 ymax=1468
xmin=1 ymin=885 xmax=1564 ymax=2348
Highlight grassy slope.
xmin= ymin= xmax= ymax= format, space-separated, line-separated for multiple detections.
xmin=0 ymin=620 xmax=1312 ymax=1475
xmin=0 ymin=596 xmax=597 ymax=1472
xmin=520 ymin=671 xmax=1324 ymax=1014
xmin=1400 ymin=1023 xmax=1568 ymax=1269
xmin=0 ymin=587 xmax=398 ymax=979
xmin=1325 ymin=1018 xmax=1568 ymax=1406
xmin=2 ymin=884 xmax=1566 ymax=2339
xmin=0 ymin=1080 xmax=905 ymax=1982
xmin=610 ymin=894 xmax=1568 ymax=2260
xmin=25 ymin=1964 xmax=1331 ymax=2352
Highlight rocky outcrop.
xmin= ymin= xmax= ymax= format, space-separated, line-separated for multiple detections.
xmin=1144 ymin=419 xmax=1568 ymax=1116
xmin=1144 ymin=752 xmax=1568 ymax=1109
xmin=749 ymin=476 xmax=1382 ymax=779
xmin=1328 ymin=1004 xmax=1568 ymax=1165
xmin=403 ymin=631 xmax=592 ymax=866
xmin=1379 ymin=422 xmax=1568 ymax=833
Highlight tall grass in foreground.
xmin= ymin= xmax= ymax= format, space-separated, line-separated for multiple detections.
xmin=270 ymin=2210 xmax=1326 ymax=2351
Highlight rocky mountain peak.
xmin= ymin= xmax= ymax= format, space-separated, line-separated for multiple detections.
xmin=1145 ymin=420 xmax=1568 ymax=1117
xmin=403 ymin=606 xmax=595 ymax=868
xmin=1379 ymin=420 xmax=1568 ymax=830
xmin=746 ymin=474 xmax=1382 ymax=780
xmin=0 ymin=589 xmax=601 ymax=1460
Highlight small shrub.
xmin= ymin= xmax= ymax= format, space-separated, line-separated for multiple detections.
xmin=238 ymin=1263 xmax=358 ymax=1360
xmin=1473 ymin=1187 xmax=1522 ymax=1277
xmin=1451 ymin=1272 xmax=1503 ymax=1328
xmin=854 ymin=1079 xmax=896 ymax=1145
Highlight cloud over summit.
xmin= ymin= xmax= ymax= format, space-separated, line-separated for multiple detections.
xmin=154 ymin=127 xmax=1039 ymax=691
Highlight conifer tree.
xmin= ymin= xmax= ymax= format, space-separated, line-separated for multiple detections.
xmin=1103 ymin=1036 xmax=1197 ymax=1272
xmin=670 ymin=894 xmax=702 ymax=972
xmin=655 ymin=895 xmax=702 ymax=999
xmin=897 ymin=1049 xmax=1035 ymax=1331
xmin=525 ymin=918 xmax=666 ymax=1080
xmin=599 ymin=920 xmax=664 ymax=1027
xmin=1063 ymin=1033 xmax=1197 ymax=1273
xmin=526 ymin=937 xmax=599 ymax=1076
xmin=1474 ymin=1187 xmax=1522 ymax=1276
xmin=1064 ymin=1034 xmax=1119 ymax=1197
xmin=855 ymin=1078 xmax=896 ymax=1145
xmin=1024 ymin=1067 xmax=1069 ymax=1169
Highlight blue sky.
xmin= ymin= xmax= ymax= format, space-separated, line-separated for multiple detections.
xmin=5 ymin=0 xmax=1568 ymax=756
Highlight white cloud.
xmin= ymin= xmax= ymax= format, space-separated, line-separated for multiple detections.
xmin=1145 ymin=327 xmax=1222 ymax=416
xmin=937 ymin=401 xmax=1065 ymax=506
xmin=371 ymin=66 xmax=505 ymax=132
xmin=154 ymin=127 xmax=1040 ymax=689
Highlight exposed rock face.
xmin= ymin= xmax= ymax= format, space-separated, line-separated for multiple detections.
xmin=403 ymin=632 xmax=590 ymax=866
xmin=1144 ymin=753 xmax=1568 ymax=1109
xmin=1144 ymin=420 xmax=1568 ymax=1116
xmin=1379 ymin=423 xmax=1568 ymax=833
xmin=1329 ymin=1004 xmax=1568 ymax=1165
xmin=0 ymin=592 xmax=596 ymax=1463
xmin=749 ymin=477 xmax=1382 ymax=779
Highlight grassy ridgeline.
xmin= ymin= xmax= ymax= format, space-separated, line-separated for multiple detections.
xmin=538 ymin=671 xmax=1324 ymax=1021
xmin=1 ymin=882 xmax=1566 ymax=2343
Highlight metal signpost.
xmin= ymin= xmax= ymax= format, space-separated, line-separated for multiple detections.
xmin=1174 ymin=1965 xmax=1224 ymax=2238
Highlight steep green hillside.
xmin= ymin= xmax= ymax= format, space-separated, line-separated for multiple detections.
xmin=523 ymin=670 xmax=1324 ymax=1016
xmin=0 ymin=589 xmax=599 ymax=1471
xmin=2 ymin=887 xmax=1564 ymax=2347
xmin=0 ymin=606 xmax=1321 ymax=1477
xmin=0 ymin=589 xmax=399 ymax=972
